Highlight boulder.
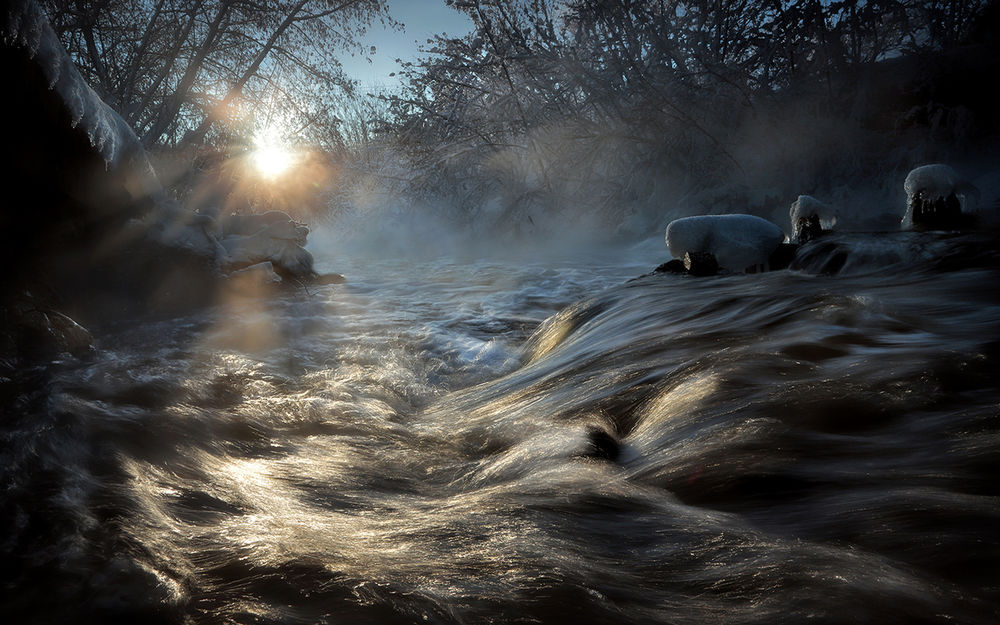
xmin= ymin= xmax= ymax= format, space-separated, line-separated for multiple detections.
xmin=219 ymin=218 xmax=315 ymax=279
xmin=683 ymin=251 xmax=719 ymax=276
xmin=789 ymin=195 xmax=837 ymax=243
xmin=1 ymin=0 xmax=336 ymax=326
xmin=577 ymin=426 xmax=621 ymax=462
xmin=666 ymin=214 xmax=786 ymax=272
xmin=2 ymin=292 xmax=95 ymax=363
xmin=902 ymin=164 xmax=980 ymax=230
xmin=1 ymin=0 xmax=221 ymax=320
xmin=229 ymin=261 xmax=283 ymax=283
xmin=653 ymin=259 xmax=687 ymax=274
xmin=314 ymin=273 xmax=347 ymax=285
xmin=218 ymin=211 xmax=309 ymax=246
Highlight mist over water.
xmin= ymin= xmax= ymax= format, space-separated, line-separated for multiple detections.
xmin=3 ymin=224 xmax=999 ymax=624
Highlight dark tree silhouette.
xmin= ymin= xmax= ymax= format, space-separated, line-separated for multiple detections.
xmin=42 ymin=0 xmax=393 ymax=148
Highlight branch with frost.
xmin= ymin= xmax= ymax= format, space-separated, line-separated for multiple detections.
xmin=180 ymin=0 xmax=372 ymax=146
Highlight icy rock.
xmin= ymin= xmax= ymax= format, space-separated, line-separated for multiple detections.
xmin=314 ymin=273 xmax=347 ymax=285
xmin=665 ymin=214 xmax=786 ymax=272
xmin=2 ymin=0 xmax=158 ymax=199
xmin=146 ymin=204 xmax=223 ymax=258
xmin=902 ymin=164 xmax=980 ymax=230
xmin=2 ymin=0 xmax=228 ymax=320
xmin=3 ymin=294 xmax=95 ymax=362
xmin=219 ymin=214 xmax=315 ymax=279
xmin=653 ymin=259 xmax=687 ymax=274
xmin=790 ymin=195 xmax=838 ymax=243
xmin=229 ymin=261 xmax=282 ymax=282
xmin=219 ymin=211 xmax=309 ymax=246
xmin=578 ymin=426 xmax=620 ymax=462
xmin=217 ymin=262 xmax=285 ymax=301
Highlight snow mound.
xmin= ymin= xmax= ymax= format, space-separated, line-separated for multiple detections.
xmin=904 ymin=164 xmax=965 ymax=202
xmin=665 ymin=214 xmax=786 ymax=272
xmin=217 ymin=211 xmax=315 ymax=278
xmin=790 ymin=195 xmax=838 ymax=242
xmin=2 ymin=0 xmax=156 ymax=198
xmin=902 ymin=164 xmax=980 ymax=229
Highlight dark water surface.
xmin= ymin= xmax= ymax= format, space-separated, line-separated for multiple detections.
xmin=2 ymin=232 xmax=999 ymax=624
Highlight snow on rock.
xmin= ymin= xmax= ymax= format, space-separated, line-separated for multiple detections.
xmin=665 ymin=214 xmax=786 ymax=272
xmin=228 ymin=261 xmax=283 ymax=284
xmin=1 ymin=0 xmax=329 ymax=321
xmin=904 ymin=164 xmax=965 ymax=204
xmin=2 ymin=0 xmax=210 ymax=261
xmin=790 ymin=195 xmax=838 ymax=243
xmin=218 ymin=212 xmax=315 ymax=278
xmin=2 ymin=0 xmax=158 ymax=199
xmin=3 ymin=1 xmax=219 ymax=317
xmin=902 ymin=164 xmax=980 ymax=229
xmin=219 ymin=211 xmax=310 ymax=246
xmin=137 ymin=205 xmax=221 ymax=259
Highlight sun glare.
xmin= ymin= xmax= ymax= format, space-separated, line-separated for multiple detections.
xmin=251 ymin=132 xmax=297 ymax=178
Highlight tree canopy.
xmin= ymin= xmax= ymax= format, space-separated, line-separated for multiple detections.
xmin=42 ymin=0 xmax=392 ymax=149
xmin=355 ymin=0 xmax=996 ymax=234
xmin=41 ymin=0 xmax=999 ymax=234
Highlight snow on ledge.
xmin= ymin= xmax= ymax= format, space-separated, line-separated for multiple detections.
xmin=2 ymin=0 xmax=156 ymax=199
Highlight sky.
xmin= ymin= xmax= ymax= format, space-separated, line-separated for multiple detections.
xmin=339 ymin=0 xmax=475 ymax=91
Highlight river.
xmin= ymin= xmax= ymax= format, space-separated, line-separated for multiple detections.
xmin=2 ymin=230 xmax=998 ymax=624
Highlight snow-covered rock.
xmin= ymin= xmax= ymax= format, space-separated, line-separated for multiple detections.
xmin=228 ymin=261 xmax=283 ymax=284
xmin=2 ymin=1 xmax=326 ymax=321
xmin=3 ymin=0 xmax=158 ymax=200
xmin=218 ymin=212 xmax=314 ymax=278
xmin=219 ymin=211 xmax=309 ymax=246
xmin=3 ymin=0 xmax=221 ymax=318
xmin=902 ymin=164 xmax=980 ymax=229
xmin=790 ymin=195 xmax=838 ymax=243
xmin=665 ymin=214 xmax=786 ymax=272
xmin=2 ymin=0 xmax=219 ymax=267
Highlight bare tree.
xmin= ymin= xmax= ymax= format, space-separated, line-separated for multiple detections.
xmin=361 ymin=0 xmax=993 ymax=234
xmin=42 ymin=0 xmax=393 ymax=148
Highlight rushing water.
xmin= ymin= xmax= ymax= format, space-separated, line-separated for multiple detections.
xmin=2 ymin=231 xmax=999 ymax=624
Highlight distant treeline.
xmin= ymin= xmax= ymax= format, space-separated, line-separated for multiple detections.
xmin=40 ymin=0 xmax=1000 ymax=236
xmin=341 ymin=0 xmax=999 ymax=237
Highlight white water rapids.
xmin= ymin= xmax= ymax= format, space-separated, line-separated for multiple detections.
xmin=2 ymin=232 xmax=998 ymax=624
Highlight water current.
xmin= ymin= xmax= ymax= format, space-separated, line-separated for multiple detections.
xmin=2 ymin=231 xmax=998 ymax=624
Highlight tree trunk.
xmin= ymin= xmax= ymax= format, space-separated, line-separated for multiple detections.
xmin=141 ymin=0 xmax=233 ymax=146
xmin=182 ymin=0 xmax=367 ymax=147
xmin=117 ymin=0 xmax=167 ymax=114
xmin=128 ymin=0 xmax=206 ymax=129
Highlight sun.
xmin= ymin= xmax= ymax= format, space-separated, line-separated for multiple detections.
xmin=253 ymin=145 xmax=294 ymax=178
xmin=251 ymin=131 xmax=297 ymax=178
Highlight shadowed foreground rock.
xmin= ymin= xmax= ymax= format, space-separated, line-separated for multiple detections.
xmin=683 ymin=251 xmax=719 ymax=276
xmin=1 ymin=0 xmax=217 ymax=321
xmin=903 ymin=164 xmax=981 ymax=231
xmin=1 ymin=0 xmax=342 ymax=365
